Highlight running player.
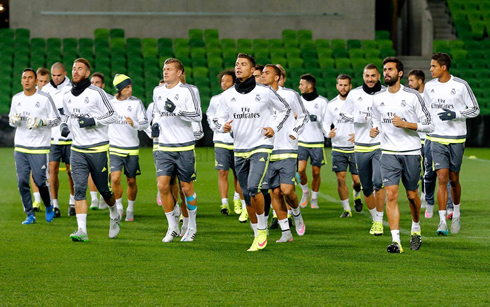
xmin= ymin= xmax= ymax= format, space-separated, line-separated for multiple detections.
xmin=253 ymin=65 xmax=264 ymax=84
xmin=370 ymin=57 xmax=434 ymax=253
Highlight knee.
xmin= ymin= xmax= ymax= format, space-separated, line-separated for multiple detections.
xmin=406 ymin=191 xmax=417 ymax=202
xmin=386 ymin=189 xmax=398 ymax=201
xmin=218 ymin=170 xmax=229 ymax=179
xmin=112 ymin=176 xmax=122 ymax=186
xmin=282 ymin=187 xmax=294 ymax=198
xmin=127 ymin=178 xmax=137 ymax=188
xmin=272 ymin=188 xmax=282 ymax=198
xmin=158 ymin=181 xmax=170 ymax=193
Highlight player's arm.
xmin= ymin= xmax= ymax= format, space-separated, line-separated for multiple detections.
xmin=455 ymin=83 xmax=480 ymax=120
xmin=131 ymin=99 xmax=149 ymax=131
xmin=291 ymin=91 xmax=309 ymax=137
xmin=213 ymin=95 xmax=231 ymax=133
xmin=193 ymin=122 xmax=204 ymax=140
xmin=44 ymin=94 xmax=62 ymax=127
xmin=269 ymin=88 xmax=291 ymax=134
xmin=339 ymin=94 xmax=355 ymax=122
xmin=8 ymin=97 xmax=22 ymax=127
xmin=370 ymin=101 xmax=381 ymax=138
xmin=414 ymin=93 xmax=434 ymax=133
xmin=166 ymin=87 xmax=202 ymax=122
xmin=206 ymin=96 xmax=219 ymax=131
xmin=321 ymin=108 xmax=334 ymax=138
xmin=79 ymin=90 xmax=118 ymax=128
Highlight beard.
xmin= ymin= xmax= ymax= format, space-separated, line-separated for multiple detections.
xmin=384 ymin=76 xmax=399 ymax=87
xmin=339 ymin=90 xmax=350 ymax=98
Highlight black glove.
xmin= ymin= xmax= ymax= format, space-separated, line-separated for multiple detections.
xmin=330 ymin=123 xmax=335 ymax=130
xmin=230 ymin=131 xmax=234 ymax=139
xmin=151 ymin=123 xmax=160 ymax=138
xmin=165 ymin=98 xmax=176 ymax=113
xmin=78 ymin=117 xmax=96 ymax=128
xmin=58 ymin=108 xmax=65 ymax=116
xmin=310 ymin=114 xmax=317 ymax=122
xmin=60 ymin=123 xmax=70 ymax=137
xmin=438 ymin=108 xmax=456 ymax=121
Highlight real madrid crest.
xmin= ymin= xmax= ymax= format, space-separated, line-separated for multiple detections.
xmin=175 ymin=94 xmax=179 ymax=100
xmin=314 ymin=103 xmax=318 ymax=109
xmin=84 ymin=97 xmax=89 ymax=104
xmin=451 ymin=88 xmax=456 ymax=95
xmin=127 ymin=106 xmax=132 ymax=112
xmin=255 ymin=94 xmax=261 ymax=102
xmin=401 ymin=100 xmax=406 ymax=107
xmin=35 ymin=102 xmax=40 ymax=108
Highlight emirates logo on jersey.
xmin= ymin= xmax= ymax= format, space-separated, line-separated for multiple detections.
xmin=401 ymin=100 xmax=406 ymax=107
xmin=127 ymin=106 xmax=132 ymax=112
xmin=35 ymin=102 xmax=40 ymax=108
xmin=175 ymin=94 xmax=179 ymax=101
xmin=255 ymin=94 xmax=261 ymax=102
xmin=451 ymin=88 xmax=456 ymax=95
xmin=84 ymin=97 xmax=89 ymax=104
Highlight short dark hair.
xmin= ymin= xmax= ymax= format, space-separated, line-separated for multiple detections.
xmin=364 ymin=63 xmax=379 ymax=72
xmin=383 ymin=57 xmax=404 ymax=75
xmin=237 ymin=53 xmax=256 ymax=67
xmin=264 ymin=64 xmax=282 ymax=77
xmin=218 ymin=69 xmax=236 ymax=83
xmin=408 ymin=69 xmax=425 ymax=82
xmin=91 ymin=72 xmax=105 ymax=84
xmin=300 ymin=74 xmax=316 ymax=88
xmin=336 ymin=74 xmax=352 ymax=83
xmin=432 ymin=52 xmax=451 ymax=71
xmin=74 ymin=58 xmax=91 ymax=70
xmin=164 ymin=58 xmax=184 ymax=72
xmin=36 ymin=67 xmax=49 ymax=76
xmin=254 ymin=65 xmax=265 ymax=73
xmin=22 ymin=68 xmax=37 ymax=79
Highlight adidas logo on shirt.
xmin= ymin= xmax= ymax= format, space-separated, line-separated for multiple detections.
xmin=357 ymin=97 xmax=363 ymax=101
xmin=430 ymin=89 xmax=435 ymax=93
xmin=380 ymin=102 xmax=385 ymax=107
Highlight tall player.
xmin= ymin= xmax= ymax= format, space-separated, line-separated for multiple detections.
xmin=424 ymin=52 xmax=480 ymax=235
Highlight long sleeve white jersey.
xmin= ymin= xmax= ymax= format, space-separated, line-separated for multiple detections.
xmin=62 ymin=85 xmax=118 ymax=150
xmin=108 ymin=95 xmax=149 ymax=155
xmin=342 ymin=86 xmax=385 ymax=152
xmin=323 ymin=95 xmax=355 ymax=152
xmin=271 ymin=86 xmax=309 ymax=160
xmin=213 ymin=83 xmax=291 ymax=155
xmin=207 ymin=93 xmax=234 ymax=149
xmin=144 ymin=102 xmax=159 ymax=151
xmin=187 ymin=83 xmax=204 ymax=141
xmin=371 ymin=85 xmax=434 ymax=155
xmin=9 ymin=90 xmax=61 ymax=153
xmin=152 ymin=82 xmax=202 ymax=151
xmin=298 ymin=94 xmax=328 ymax=147
xmin=42 ymin=77 xmax=73 ymax=144
xmin=423 ymin=75 xmax=480 ymax=144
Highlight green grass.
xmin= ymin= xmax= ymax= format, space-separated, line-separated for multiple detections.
xmin=1 ymin=147 xmax=490 ymax=305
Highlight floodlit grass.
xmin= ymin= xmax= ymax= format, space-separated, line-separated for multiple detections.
xmin=0 ymin=147 xmax=489 ymax=305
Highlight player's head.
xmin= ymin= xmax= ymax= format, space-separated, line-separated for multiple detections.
xmin=113 ymin=74 xmax=133 ymax=97
xmin=218 ymin=69 xmax=235 ymax=91
xmin=163 ymin=58 xmax=184 ymax=85
xmin=382 ymin=57 xmax=404 ymax=87
xmin=336 ymin=74 xmax=352 ymax=98
xmin=261 ymin=64 xmax=281 ymax=87
xmin=72 ymin=58 xmax=91 ymax=83
xmin=179 ymin=66 xmax=187 ymax=84
xmin=235 ymin=53 xmax=256 ymax=81
xmin=299 ymin=74 xmax=316 ymax=94
xmin=36 ymin=67 xmax=50 ymax=90
xmin=408 ymin=69 xmax=425 ymax=92
xmin=431 ymin=52 xmax=451 ymax=79
xmin=254 ymin=65 xmax=264 ymax=84
xmin=275 ymin=64 xmax=287 ymax=87
xmin=91 ymin=72 xmax=106 ymax=89
xmin=363 ymin=63 xmax=381 ymax=88
xmin=21 ymin=68 xmax=37 ymax=91
xmin=50 ymin=62 xmax=67 ymax=86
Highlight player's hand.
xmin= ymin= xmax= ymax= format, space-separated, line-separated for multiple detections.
xmin=78 ymin=117 xmax=96 ymax=128
xmin=309 ymin=114 xmax=317 ymax=122
xmin=294 ymin=112 xmax=298 ymax=119
xmin=392 ymin=113 xmax=405 ymax=128
xmin=370 ymin=127 xmax=379 ymax=138
xmin=165 ymin=98 xmax=176 ymax=112
xmin=9 ymin=113 xmax=21 ymax=125
xmin=438 ymin=108 xmax=456 ymax=121
xmin=223 ymin=120 xmax=233 ymax=133
xmin=348 ymin=133 xmax=355 ymax=143
xmin=125 ymin=117 xmax=134 ymax=127
xmin=329 ymin=128 xmax=337 ymax=138
xmin=289 ymin=130 xmax=297 ymax=141
xmin=60 ymin=123 xmax=70 ymax=137
xmin=27 ymin=117 xmax=46 ymax=130
xmin=151 ymin=123 xmax=160 ymax=138
xmin=263 ymin=127 xmax=274 ymax=138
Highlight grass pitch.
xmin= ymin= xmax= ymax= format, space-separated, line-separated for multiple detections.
xmin=0 ymin=147 xmax=489 ymax=305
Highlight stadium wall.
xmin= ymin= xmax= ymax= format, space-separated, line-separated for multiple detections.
xmin=10 ymin=0 xmax=375 ymax=40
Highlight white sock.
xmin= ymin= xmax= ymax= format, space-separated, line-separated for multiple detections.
xmin=278 ymin=218 xmax=289 ymax=231
xmin=241 ymin=200 xmax=246 ymax=210
xmin=391 ymin=229 xmax=400 ymax=243
xmin=291 ymin=206 xmax=301 ymax=216
xmin=70 ymin=194 xmax=75 ymax=204
xmin=182 ymin=216 xmax=189 ymax=230
xmin=256 ymin=212 xmax=267 ymax=230
xmin=369 ymin=208 xmax=377 ymax=221
xmin=116 ymin=198 xmax=123 ymax=211
xmin=311 ymin=191 xmax=318 ymax=200
xmin=341 ymin=199 xmax=351 ymax=211
xmin=53 ymin=199 xmax=59 ymax=209
xmin=300 ymin=184 xmax=308 ymax=193
xmin=439 ymin=210 xmax=446 ymax=224
xmin=127 ymin=200 xmax=135 ymax=212
xmin=411 ymin=220 xmax=421 ymax=233
xmin=354 ymin=190 xmax=361 ymax=198
xmin=109 ymin=204 xmax=119 ymax=219
xmin=90 ymin=191 xmax=98 ymax=203
xmin=453 ymin=203 xmax=460 ymax=218
xmin=33 ymin=192 xmax=41 ymax=203
xmin=287 ymin=209 xmax=292 ymax=216
xmin=173 ymin=203 xmax=181 ymax=217
xmin=250 ymin=222 xmax=258 ymax=237
xmin=187 ymin=207 xmax=197 ymax=230
xmin=165 ymin=211 xmax=177 ymax=229
xmin=221 ymin=198 xmax=228 ymax=205
xmin=234 ymin=191 xmax=240 ymax=200
xmin=76 ymin=213 xmax=87 ymax=233
xmin=272 ymin=209 xmax=277 ymax=217
xmin=375 ymin=211 xmax=384 ymax=223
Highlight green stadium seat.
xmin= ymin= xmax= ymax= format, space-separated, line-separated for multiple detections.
xmin=301 ymin=49 xmax=317 ymax=59
xmin=286 ymin=50 xmax=301 ymax=59
xmin=172 ymin=38 xmax=188 ymax=49
xmin=319 ymin=58 xmax=335 ymax=69
xmin=205 ymin=39 xmax=220 ymax=49
xmin=110 ymin=28 xmax=125 ymax=38
xmin=237 ymin=39 xmax=252 ymax=50
xmin=284 ymin=39 xmax=299 ymax=48
xmin=351 ymin=58 xmax=368 ymax=70
xmin=380 ymin=48 xmax=396 ymax=58
xmin=15 ymin=28 xmax=30 ymax=39
xmin=300 ymin=41 xmax=316 ymax=51
xmin=79 ymin=38 xmax=94 ymax=50
xmin=191 ymin=48 xmax=206 ymax=59
xmin=221 ymin=38 xmax=236 ymax=49
xmin=30 ymin=38 xmax=46 ymax=49
xmin=158 ymin=38 xmax=173 ymax=50
xmin=347 ymin=39 xmax=362 ymax=49
xmin=316 ymin=39 xmax=330 ymax=49
xmin=348 ymin=49 xmax=364 ymax=59
xmin=364 ymin=49 xmax=381 ymax=58
xmin=335 ymin=58 xmax=352 ymax=69
xmin=470 ymin=21 xmax=485 ymax=39
xmin=269 ymin=39 xmax=283 ymax=48
xmin=271 ymin=56 xmax=287 ymax=67
xmin=452 ymin=59 xmax=471 ymax=69
xmin=304 ymin=59 xmax=320 ymax=69
xmin=206 ymin=48 xmax=222 ymax=58
xmin=317 ymin=49 xmax=333 ymax=59
xmin=298 ymin=30 xmax=313 ymax=44
xmin=158 ymin=47 xmax=173 ymax=58
xmin=192 ymin=58 xmax=207 ymax=67
xmin=0 ymin=28 xmax=14 ymax=39
xmin=110 ymin=38 xmax=125 ymax=49
xmin=451 ymin=49 xmax=468 ymax=60
xmin=282 ymin=30 xmax=297 ymax=40
xmin=377 ymin=40 xmax=393 ymax=49
xmin=189 ymin=29 xmax=203 ymax=40
xmin=94 ymin=28 xmax=110 ymax=39
xmin=126 ymin=38 xmax=141 ymax=49
xmin=237 ymin=47 xmax=252 ymax=55
xmin=253 ymin=39 xmax=268 ymax=50
xmin=362 ymin=40 xmax=377 ymax=49
xmin=331 ymin=39 xmax=346 ymax=50
xmin=332 ymin=49 xmax=349 ymax=59
xmin=375 ymin=30 xmax=390 ymax=40
xmin=204 ymin=29 xmax=219 ymax=41
xmin=288 ymin=58 xmax=304 ymax=69
xmin=464 ymin=40 xmax=481 ymax=50
xmin=189 ymin=38 xmax=205 ymax=48
xmin=447 ymin=40 xmax=463 ymax=50
xmin=470 ymin=59 xmax=487 ymax=69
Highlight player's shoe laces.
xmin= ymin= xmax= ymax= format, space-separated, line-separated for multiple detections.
xmin=247 ymin=236 xmax=259 ymax=252
xmin=437 ymin=222 xmax=449 ymax=236
xmin=162 ymin=227 xmax=180 ymax=242
xmin=310 ymin=198 xmax=319 ymax=209
xmin=109 ymin=215 xmax=121 ymax=239
xmin=451 ymin=216 xmax=461 ymax=234
xmin=98 ymin=196 xmax=108 ymax=210
xmin=373 ymin=221 xmax=384 ymax=236
xmin=340 ymin=210 xmax=352 ymax=218
xmin=300 ymin=190 xmax=309 ymax=208
xmin=90 ymin=200 xmax=99 ymax=210
xmin=425 ymin=205 xmax=433 ymax=218
xmin=54 ymin=207 xmax=61 ymax=218
xmin=220 ymin=203 xmax=230 ymax=215
xmin=32 ymin=201 xmax=41 ymax=212
xmin=238 ymin=209 xmax=248 ymax=223
xmin=294 ymin=214 xmax=305 ymax=236
xmin=410 ymin=231 xmax=422 ymax=250
xmin=446 ymin=207 xmax=454 ymax=220
xmin=353 ymin=190 xmax=363 ymax=212
xmin=270 ymin=216 xmax=279 ymax=229
xmin=70 ymin=229 xmax=88 ymax=242
xmin=22 ymin=215 xmax=36 ymax=225
xmin=68 ymin=206 xmax=76 ymax=216
xmin=387 ymin=241 xmax=403 ymax=253
xmin=256 ymin=229 xmax=268 ymax=250
xmin=276 ymin=231 xmax=293 ymax=243
xmin=125 ymin=210 xmax=134 ymax=222
xmin=233 ymin=198 xmax=242 ymax=215
xmin=181 ymin=227 xmax=196 ymax=242
xmin=45 ymin=206 xmax=55 ymax=222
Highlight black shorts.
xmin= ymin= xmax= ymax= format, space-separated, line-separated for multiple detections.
xmin=110 ymin=154 xmax=141 ymax=178
xmin=331 ymin=151 xmax=358 ymax=174
xmin=298 ymin=146 xmax=326 ymax=166
xmin=49 ymin=144 xmax=71 ymax=164
xmin=156 ymin=150 xmax=196 ymax=183
xmin=215 ymin=147 xmax=234 ymax=171
xmin=431 ymin=141 xmax=465 ymax=172
xmin=380 ymin=154 xmax=421 ymax=191
xmin=70 ymin=149 xmax=112 ymax=201
xmin=267 ymin=158 xmax=297 ymax=190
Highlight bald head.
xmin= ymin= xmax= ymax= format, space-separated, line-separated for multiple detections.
xmin=51 ymin=62 xmax=67 ymax=86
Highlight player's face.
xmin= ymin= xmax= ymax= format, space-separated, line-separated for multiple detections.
xmin=408 ymin=75 xmax=421 ymax=91
xmin=21 ymin=71 xmax=37 ymax=91
xmin=120 ymin=84 xmax=132 ymax=97
xmin=253 ymin=70 xmax=262 ymax=84
xmin=163 ymin=63 xmax=182 ymax=84
xmin=298 ymin=79 xmax=312 ymax=94
xmin=72 ymin=62 xmax=90 ymax=83
xmin=91 ymin=76 xmax=104 ymax=89
xmin=430 ymin=59 xmax=444 ymax=79
xmin=235 ymin=57 xmax=254 ymax=80
xmin=37 ymin=74 xmax=49 ymax=90
xmin=260 ymin=67 xmax=279 ymax=86
xmin=336 ymin=78 xmax=352 ymax=98
xmin=363 ymin=68 xmax=380 ymax=88
xmin=220 ymin=74 xmax=234 ymax=91
xmin=383 ymin=62 xmax=401 ymax=87
xmin=51 ymin=68 xmax=66 ymax=86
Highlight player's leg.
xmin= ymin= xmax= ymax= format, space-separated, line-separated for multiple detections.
xmin=401 ymin=155 xmax=422 ymax=250
xmin=432 ymin=141 xmax=451 ymax=235
xmin=69 ymin=150 xmax=90 ymax=241
xmin=355 ymin=151 xmax=379 ymax=234
xmin=271 ymin=186 xmax=292 ymax=243
xmin=279 ymin=158 xmax=305 ymax=236
xmin=332 ymin=151 xmax=351 ymax=216
xmin=30 ymin=153 xmax=55 ymax=222
xmin=423 ymin=140 xmax=437 ymax=218
xmin=372 ymin=150 xmax=386 ymax=232
xmin=156 ymin=151 xmax=180 ymax=242
xmin=63 ymin=145 xmax=75 ymax=212
xmin=110 ymin=154 xmax=124 ymax=217
xmin=232 ymin=168 xmax=246 ymax=216
xmin=448 ymin=143 xmax=464 ymax=233
xmin=309 ymin=148 xmax=325 ymax=209
xmin=88 ymin=173 xmax=99 ymax=210
xmin=176 ymin=150 xmax=198 ymax=241
xmin=349 ymin=152 xmax=363 ymax=212
xmin=218 ymin=169 xmax=230 ymax=214
xmin=30 ymin=173 xmax=42 ymax=212
xmin=298 ymin=146 xmax=310 ymax=207
xmin=123 ymin=155 xmax=140 ymax=221
xmin=15 ymin=152 xmax=36 ymax=224
xmin=49 ymin=160 xmax=60 ymax=212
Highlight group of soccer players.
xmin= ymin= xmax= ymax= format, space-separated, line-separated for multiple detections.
xmin=9 ymin=50 xmax=479 ymax=253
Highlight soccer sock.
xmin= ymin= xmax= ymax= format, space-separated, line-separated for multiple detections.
xmin=33 ymin=192 xmax=41 ymax=203
xmin=391 ymin=229 xmax=400 ymax=243
xmin=187 ymin=207 xmax=197 ymax=230
xmin=241 ymin=200 xmax=246 ymax=210
xmin=76 ymin=213 xmax=87 ymax=233
xmin=256 ymin=212 xmax=267 ymax=230
xmin=291 ymin=206 xmax=301 ymax=216
xmin=354 ymin=190 xmax=361 ymax=198
xmin=300 ymin=183 xmax=308 ymax=193
xmin=250 ymin=222 xmax=258 ymax=237
xmin=278 ymin=218 xmax=290 ymax=231
xmin=182 ymin=216 xmax=189 ymax=230
xmin=39 ymin=186 xmax=51 ymax=207
xmin=116 ymin=198 xmax=123 ymax=211
xmin=127 ymin=200 xmax=135 ymax=212
xmin=173 ymin=203 xmax=181 ymax=217
xmin=411 ymin=220 xmax=421 ymax=233
xmin=109 ymin=204 xmax=119 ymax=219
xmin=341 ymin=199 xmax=351 ymax=211
xmin=453 ymin=203 xmax=461 ymax=218
xmin=52 ymin=199 xmax=59 ymax=209
xmin=221 ymin=198 xmax=228 ymax=205
xmin=272 ymin=209 xmax=277 ymax=218
xmin=90 ymin=191 xmax=98 ymax=203
xmin=287 ymin=209 xmax=292 ymax=216
xmin=369 ymin=208 xmax=377 ymax=221
xmin=165 ymin=211 xmax=177 ymax=229
xmin=69 ymin=194 xmax=75 ymax=204
xmin=439 ymin=210 xmax=446 ymax=224
xmin=311 ymin=191 xmax=318 ymax=200
xmin=234 ymin=191 xmax=240 ymax=200
xmin=375 ymin=211 xmax=384 ymax=223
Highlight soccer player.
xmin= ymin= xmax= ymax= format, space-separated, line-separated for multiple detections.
xmin=324 ymin=75 xmax=363 ymax=217
xmin=152 ymin=58 xmax=202 ymax=243
xmin=424 ymin=52 xmax=480 ymax=235
xmin=261 ymin=64 xmax=307 ymax=242
xmin=42 ymin=62 xmax=75 ymax=217
xmin=207 ymin=70 xmax=247 ymax=219
xmin=253 ymin=65 xmax=264 ymax=84
xmin=108 ymin=74 xmax=149 ymax=221
xmin=341 ymin=64 xmax=386 ymax=235
xmin=297 ymin=74 xmax=328 ymax=209
xmin=62 ymin=58 xmax=119 ymax=242
xmin=370 ymin=57 xmax=434 ymax=253
xmin=9 ymin=68 xmax=60 ymax=224
xmin=213 ymin=53 xmax=291 ymax=251
xmin=276 ymin=64 xmax=287 ymax=87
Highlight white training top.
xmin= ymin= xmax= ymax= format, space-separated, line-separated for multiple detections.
xmin=324 ymin=95 xmax=355 ymax=152
xmin=298 ymin=94 xmax=328 ymax=146
xmin=187 ymin=83 xmax=204 ymax=141
xmin=42 ymin=77 xmax=73 ymax=143
xmin=207 ymin=93 xmax=234 ymax=149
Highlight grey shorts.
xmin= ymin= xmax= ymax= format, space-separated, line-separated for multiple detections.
xmin=298 ymin=146 xmax=326 ymax=166
xmin=380 ymin=154 xmax=421 ymax=191
xmin=49 ymin=144 xmax=71 ymax=164
xmin=215 ymin=147 xmax=234 ymax=171
xmin=234 ymin=152 xmax=270 ymax=205
xmin=431 ymin=141 xmax=464 ymax=172
xmin=70 ymin=149 xmax=112 ymax=201
xmin=267 ymin=158 xmax=297 ymax=190
xmin=332 ymin=151 xmax=358 ymax=174
xmin=156 ymin=150 xmax=196 ymax=183
xmin=110 ymin=154 xmax=141 ymax=178
xmin=355 ymin=149 xmax=383 ymax=197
